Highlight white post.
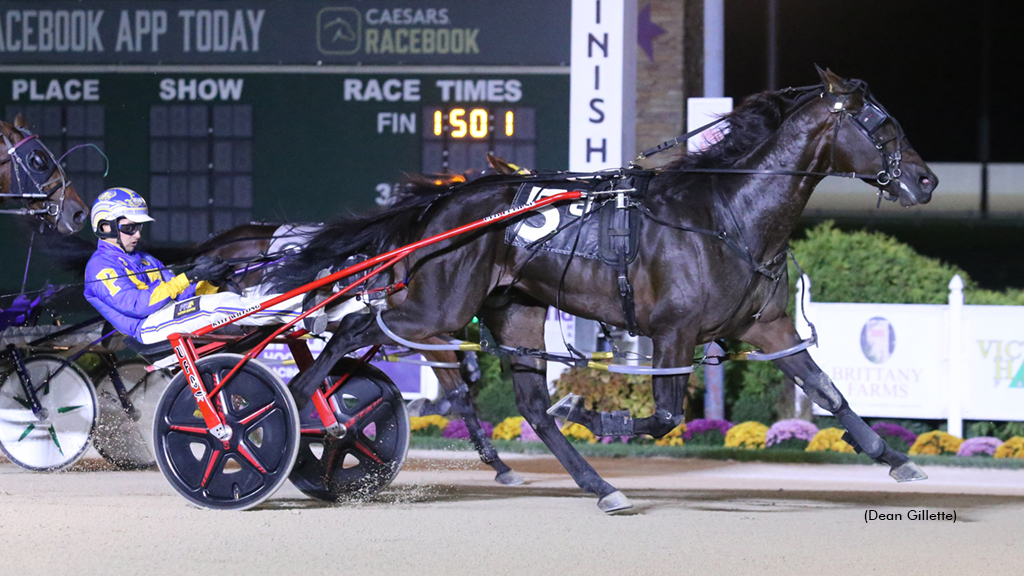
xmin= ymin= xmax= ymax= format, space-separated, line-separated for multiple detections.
xmin=947 ymin=275 xmax=964 ymax=438
xmin=793 ymin=274 xmax=812 ymax=415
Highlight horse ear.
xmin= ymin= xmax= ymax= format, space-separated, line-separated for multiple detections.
xmin=0 ymin=121 xmax=11 ymax=139
xmin=815 ymin=65 xmax=850 ymax=93
xmin=13 ymin=113 xmax=27 ymax=129
xmin=486 ymin=153 xmax=518 ymax=175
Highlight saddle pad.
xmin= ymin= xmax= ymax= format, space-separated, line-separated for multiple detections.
xmin=503 ymin=183 xmax=640 ymax=264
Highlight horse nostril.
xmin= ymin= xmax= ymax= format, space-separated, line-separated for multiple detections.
xmin=73 ymin=211 xmax=86 ymax=224
xmin=918 ymin=175 xmax=934 ymax=191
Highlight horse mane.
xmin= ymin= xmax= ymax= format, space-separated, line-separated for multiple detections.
xmin=664 ymin=89 xmax=800 ymax=173
xmin=266 ymin=177 xmax=454 ymax=292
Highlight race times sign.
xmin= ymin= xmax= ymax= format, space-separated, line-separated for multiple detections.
xmin=0 ymin=1 xmax=569 ymax=65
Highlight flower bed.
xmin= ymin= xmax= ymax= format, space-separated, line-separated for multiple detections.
xmin=725 ymin=421 xmax=768 ymax=450
xmin=765 ymin=419 xmax=817 ymax=450
xmin=909 ymin=431 xmax=962 ymax=456
xmin=871 ymin=422 xmax=918 ymax=453
xmin=409 ymin=415 xmax=449 ymax=437
xmin=442 ymin=419 xmax=493 ymax=440
xmin=807 ymin=427 xmax=855 ymax=453
xmin=995 ymin=436 xmax=1024 ymax=459
xmin=684 ymin=418 xmax=732 ymax=446
xmin=956 ymin=436 xmax=1001 ymax=458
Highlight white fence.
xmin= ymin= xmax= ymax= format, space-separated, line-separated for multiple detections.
xmin=794 ymin=274 xmax=1024 ymax=436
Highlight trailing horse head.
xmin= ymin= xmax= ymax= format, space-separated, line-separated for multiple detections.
xmin=813 ymin=66 xmax=938 ymax=207
xmin=0 ymin=114 xmax=89 ymax=234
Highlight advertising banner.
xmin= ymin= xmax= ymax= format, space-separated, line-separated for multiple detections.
xmin=962 ymin=306 xmax=1024 ymax=421
xmin=803 ymin=303 xmax=949 ymax=419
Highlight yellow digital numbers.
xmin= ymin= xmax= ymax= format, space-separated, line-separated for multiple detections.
xmin=432 ymin=108 xmax=510 ymax=139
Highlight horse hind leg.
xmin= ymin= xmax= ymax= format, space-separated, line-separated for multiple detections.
xmin=482 ymin=299 xmax=629 ymax=513
xmin=420 ymin=348 xmax=523 ymax=486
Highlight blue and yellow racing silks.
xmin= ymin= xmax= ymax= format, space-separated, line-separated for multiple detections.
xmin=83 ymin=241 xmax=215 ymax=340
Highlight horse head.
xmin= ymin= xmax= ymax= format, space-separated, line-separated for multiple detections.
xmin=815 ymin=67 xmax=938 ymax=207
xmin=0 ymin=114 xmax=89 ymax=234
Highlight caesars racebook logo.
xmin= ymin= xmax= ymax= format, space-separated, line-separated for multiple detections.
xmin=316 ymin=7 xmax=479 ymax=56
xmin=860 ymin=317 xmax=895 ymax=364
xmin=317 ymin=7 xmax=361 ymax=55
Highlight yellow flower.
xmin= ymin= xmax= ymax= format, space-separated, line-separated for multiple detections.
xmin=560 ymin=422 xmax=597 ymax=443
xmin=806 ymin=427 xmax=855 ymax=453
xmin=654 ymin=422 xmax=687 ymax=446
xmin=908 ymin=431 xmax=962 ymax=456
xmin=724 ymin=421 xmax=768 ymax=450
xmin=409 ymin=415 xmax=449 ymax=432
xmin=995 ymin=436 xmax=1024 ymax=459
xmin=492 ymin=416 xmax=526 ymax=441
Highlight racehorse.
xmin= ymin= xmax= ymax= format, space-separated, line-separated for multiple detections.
xmin=1 ymin=115 xmax=89 ymax=234
xmin=268 ymin=68 xmax=939 ymax=513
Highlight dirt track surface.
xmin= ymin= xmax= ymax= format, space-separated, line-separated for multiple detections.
xmin=3 ymin=451 xmax=1024 ymax=576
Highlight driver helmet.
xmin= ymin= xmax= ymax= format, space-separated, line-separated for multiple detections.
xmin=91 ymin=187 xmax=155 ymax=238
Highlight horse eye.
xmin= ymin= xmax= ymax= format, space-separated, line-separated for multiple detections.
xmin=29 ymin=151 xmax=50 ymax=171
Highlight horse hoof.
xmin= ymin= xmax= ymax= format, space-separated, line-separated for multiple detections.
xmin=597 ymin=491 xmax=633 ymax=514
xmin=547 ymin=393 xmax=581 ymax=420
xmin=889 ymin=460 xmax=928 ymax=483
xmin=495 ymin=471 xmax=525 ymax=486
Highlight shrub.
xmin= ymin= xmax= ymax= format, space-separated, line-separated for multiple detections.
xmin=492 ymin=416 xmax=525 ymax=441
xmin=909 ymin=431 xmax=962 ymax=456
xmin=871 ymin=422 xmax=918 ymax=453
xmin=807 ymin=427 xmax=855 ymax=453
xmin=765 ymin=419 xmax=818 ymax=449
xmin=725 ymin=421 xmax=768 ymax=450
xmin=956 ymin=437 xmax=1002 ymax=458
xmin=409 ymin=415 xmax=449 ymax=437
xmin=551 ymin=368 xmax=655 ymax=418
xmin=995 ymin=437 xmax=1024 ymax=459
xmin=685 ymin=419 xmax=732 ymax=446
xmin=442 ymin=419 xmax=493 ymax=440
xmin=653 ymin=423 xmax=686 ymax=447
xmin=473 ymin=353 xmax=519 ymax=424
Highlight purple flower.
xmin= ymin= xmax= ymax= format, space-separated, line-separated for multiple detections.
xmin=520 ymin=420 xmax=543 ymax=442
xmin=957 ymin=436 xmax=1002 ymax=457
xmin=765 ymin=419 xmax=818 ymax=447
xmin=683 ymin=419 xmax=732 ymax=441
xmin=442 ymin=419 xmax=494 ymax=440
xmin=871 ymin=422 xmax=918 ymax=445
xmin=600 ymin=435 xmax=631 ymax=444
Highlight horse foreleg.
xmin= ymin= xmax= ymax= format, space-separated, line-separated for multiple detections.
xmin=743 ymin=316 xmax=928 ymax=482
xmin=482 ymin=300 xmax=629 ymax=513
xmin=422 ymin=349 xmax=522 ymax=485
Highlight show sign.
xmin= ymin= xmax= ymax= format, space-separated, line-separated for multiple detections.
xmin=0 ymin=1 xmax=568 ymax=65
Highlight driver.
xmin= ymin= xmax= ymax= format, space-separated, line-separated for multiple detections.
xmin=83 ymin=187 xmax=356 ymax=345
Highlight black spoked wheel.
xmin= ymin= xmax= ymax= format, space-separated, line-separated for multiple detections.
xmin=153 ymin=354 xmax=300 ymax=511
xmin=289 ymin=358 xmax=409 ymax=501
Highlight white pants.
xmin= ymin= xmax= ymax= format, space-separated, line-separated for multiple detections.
xmin=137 ymin=290 xmax=366 ymax=344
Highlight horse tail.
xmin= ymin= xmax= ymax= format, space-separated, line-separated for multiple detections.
xmin=265 ymin=181 xmax=449 ymax=292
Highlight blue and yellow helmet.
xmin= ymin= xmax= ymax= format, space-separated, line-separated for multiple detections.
xmin=91 ymin=187 xmax=154 ymax=237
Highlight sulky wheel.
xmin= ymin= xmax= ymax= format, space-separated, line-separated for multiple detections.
xmin=289 ymin=357 xmax=410 ymax=501
xmin=92 ymin=359 xmax=173 ymax=470
xmin=0 ymin=355 xmax=97 ymax=472
xmin=152 ymin=354 xmax=300 ymax=511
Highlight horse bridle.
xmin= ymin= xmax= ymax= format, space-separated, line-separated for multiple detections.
xmin=0 ymin=125 xmax=71 ymax=218
xmin=815 ymin=79 xmax=907 ymax=201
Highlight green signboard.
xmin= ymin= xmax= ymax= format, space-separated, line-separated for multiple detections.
xmin=0 ymin=1 xmax=570 ymax=294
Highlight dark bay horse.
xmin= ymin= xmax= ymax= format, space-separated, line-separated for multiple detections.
xmin=1 ymin=115 xmax=89 ymax=234
xmin=269 ymin=68 xmax=938 ymax=513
